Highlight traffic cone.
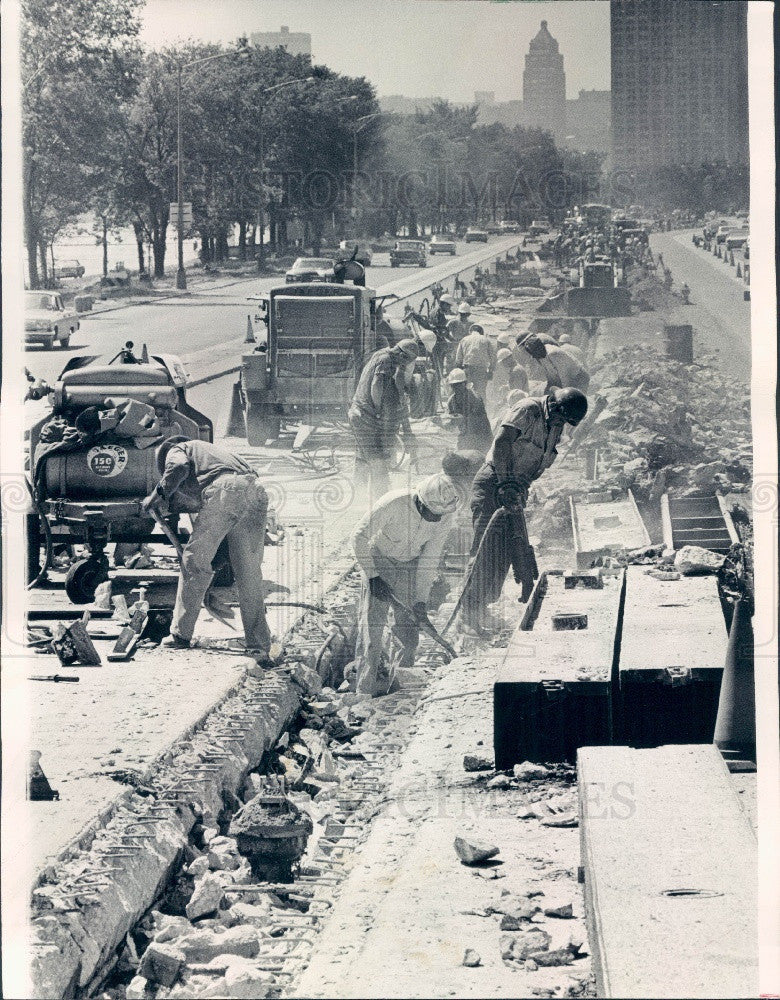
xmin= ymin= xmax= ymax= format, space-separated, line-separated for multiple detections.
xmin=736 ymin=262 xmax=742 ymax=278
xmin=244 ymin=314 xmax=255 ymax=344
xmin=714 ymin=598 xmax=756 ymax=762
xmin=141 ymin=343 xmax=150 ymax=363
xmin=226 ymin=381 xmax=246 ymax=437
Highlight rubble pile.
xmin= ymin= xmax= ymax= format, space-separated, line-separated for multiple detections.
xmin=527 ymin=344 xmax=751 ymax=545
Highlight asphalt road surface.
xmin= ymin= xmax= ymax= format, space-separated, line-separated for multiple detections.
xmin=23 ymin=236 xmax=523 ymax=387
xmin=649 ymin=229 xmax=751 ymax=381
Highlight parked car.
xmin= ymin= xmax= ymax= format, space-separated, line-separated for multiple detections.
xmin=725 ymin=230 xmax=749 ymax=251
xmin=499 ymin=220 xmax=521 ymax=233
xmin=464 ymin=227 xmax=489 ymax=243
xmin=390 ymin=240 xmax=427 ymax=268
xmin=529 ymin=220 xmax=550 ymax=236
xmin=715 ymin=224 xmax=736 ymax=244
xmin=25 ymin=290 xmax=80 ymax=349
xmin=485 ymin=222 xmax=503 ymax=235
xmin=429 ymin=234 xmax=456 ymax=256
xmin=338 ymin=241 xmax=373 ymax=267
xmin=285 ymin=257 xmax=335 ymax=283
xmin=54 ymin=259 xmax=85 ymax=279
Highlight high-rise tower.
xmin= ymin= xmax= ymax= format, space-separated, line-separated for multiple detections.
xmin=522 ymin=20 xmax=567 ymax=141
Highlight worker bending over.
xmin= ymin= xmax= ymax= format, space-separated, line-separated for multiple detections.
xmin=460 ymin=389 xmax=588 ymax=635
xmin=514 ymin=334 xmax=590 ymax=394
xmin=142 ymin=437 xmax=271 ymax=658
xmin=348 ymin=339 xmax=419 ymax=500
xmin=351 ymin=473 xmax=460 ymax=696
xmin=446 ymin=368 xmax=493 ymax=454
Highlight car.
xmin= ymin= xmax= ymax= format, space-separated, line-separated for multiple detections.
xmin=285 ymin=257 xmax=335 ymax=284
xmin=715 ymin=223 xmax=738 ymax=244
xmin=529 ymin=220 xmax=550 ymax=236
xmin=390 ymin=240 xmax=427 ymax=268
xmin=338 ymin=241 xmax=373 ymax=267
xmin=54 ymin=259 xmax=85 ymax=279
xmin=485 ymin=222 xmax=502 ymax=234
xmin=25 ymin=290 xmax=80 ymax=349
xmin=429 ymin=234 xmax=456 ymax=255
xmin=725 ymin=230 xmax=749 ymax=251
xmin=464 ymin=227 xmax=489 ymax=243
xmin=499 ymin=220 xmax=521 ymax=233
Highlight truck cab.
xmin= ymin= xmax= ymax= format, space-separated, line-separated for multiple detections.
xmin=240 ymin=282 xmax=380 ymax=445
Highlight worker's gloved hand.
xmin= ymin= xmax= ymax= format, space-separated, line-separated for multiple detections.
xmin=141 ymin=491 xmax=165 ymax=515
xmin=497 ymin=481 xmax=526 ymax=510
xmin=369 ymin=576 xmax=394 ymax=601
xmin=412 ymin=601 xmax=432 ymax=628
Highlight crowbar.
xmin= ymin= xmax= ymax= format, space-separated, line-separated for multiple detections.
xmin=384 ymin=591 xmax=457 ymax=661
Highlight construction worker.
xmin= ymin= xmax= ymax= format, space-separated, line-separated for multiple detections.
xmin=515 ymin=333 xmax=590 ymax=394
xmin=446 ymin=368 xmax=494 ymax=453
xmin=459 ymin=388 xmax=588 ymax=634
xmin=348 ymin=339 xmax=420 ymax=501
xmin=141 ymin=437 xmax=271 ymax=658
xmin=495 ymin=348 xmax=529 ymax=394
xmin=351 ymin=473 xmax=461 ymax=696
xmin=445 ymin=302 xmax=473 ymax=369
xmin=454 ymin=323 xmax=496 ymax=401
xmin=557 ymin=333 xmax=586 ymax=364
xmin=408 ymin=293 xmax=455 ymax=377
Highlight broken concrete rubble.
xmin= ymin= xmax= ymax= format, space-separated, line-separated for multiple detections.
xmin=454 ymin=836 xmax=501 ymax=866
xmin=185 ymin=874 xmax=225 ymax=921
xmin=674 ymin=545 xmax=726 ymax=575
xmin=137 ymin=942 xmax=185 ymax=987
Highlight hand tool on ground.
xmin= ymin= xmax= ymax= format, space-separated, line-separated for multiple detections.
xmin=441 ymin=506 xmax=508 ymax=636
xmin=148 ymin=503 xmax=236 ymax=630
xmin=384 ymin=590 xmax=457 ymax=661
xmin=28 ymin=674 xmax=80 ymax=683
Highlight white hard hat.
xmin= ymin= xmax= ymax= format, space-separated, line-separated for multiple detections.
xmin=416 ymin=473 xmax=460 ymax=515
xmin=447 ymin=367 xmax=467 ymax=385
xmin=497 ymin=348 xmax=513 ymax=363
xmin=457 ymin=301 xmax=472 ymax=314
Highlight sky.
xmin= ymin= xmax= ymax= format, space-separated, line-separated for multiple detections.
xmin=139 ymin=0 xmax=611 ymax=102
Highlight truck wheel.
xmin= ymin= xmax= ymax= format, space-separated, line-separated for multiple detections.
xmin=25 ymin=510 xmax=42 ymax=585
xmin=245 ymin=399 xmax=280 ymax=447
xmin=65 ymin=557 xmax=109 ymax=604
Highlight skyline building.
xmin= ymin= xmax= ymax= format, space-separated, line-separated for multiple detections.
xmin=250 ymin=25 xmax=312 ymax=58
xmin=522 ymin=20 xmax=567 ymax=140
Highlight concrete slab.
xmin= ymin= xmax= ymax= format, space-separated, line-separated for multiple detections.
xmin=570 ymin=492 xmax=650 ymax=568
xmin=494 ymin=571 xmax=623 ymax=767
xmin=618 ymin=566 xmax=727 ymax=746
xmin=578 ymin=744 xmax=757 ymax=999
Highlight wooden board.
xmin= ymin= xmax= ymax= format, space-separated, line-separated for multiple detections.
xmin=578 ymin=744 xmax=758 ymax=999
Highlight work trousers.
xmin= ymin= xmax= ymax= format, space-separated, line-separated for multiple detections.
xmin=354 ymin=561 xmax=419 ymax=697
xmin=172 ymin=474 xmax=271 ymax=651
xmin=464 ymin=365 xmax=491 ymax=401
xmin=348 ymin=408 xmax=393 ymax=503
xmin=462 ymin=463 xmax=534 ymax=626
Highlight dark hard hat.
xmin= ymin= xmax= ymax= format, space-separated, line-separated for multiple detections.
xmin=156 ymin=434 xmax=191 ymax=474
xmin=552 ymin=388 xmax=588 ymax=426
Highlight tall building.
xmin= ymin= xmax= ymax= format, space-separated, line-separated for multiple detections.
xmin=565 ymin=90 xmax=611 ymax=154
xmin=611 ymin=0 xmax=749 ymax=171
xmin=250 ymin=25 xmax=311 ymax=58
xmin=522 ymin=20 xmax=567 ymax=140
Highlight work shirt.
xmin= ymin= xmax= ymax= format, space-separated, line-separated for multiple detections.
xmin=351 ymin=489 xmax=453 ymax=602
xmin=487 ymin=396 xmax=562 ymax=487
xmin=158 ymin=439 xmax=255 ymax=505
xmin=513 ymin=344 xmax=589 ymax=393
xmin=350 ymin=348 xmax=400 ymax=421
xmin=445 ymin=317 xmax=471 ymax=347
xmin=455 ymin=333 xmax=496 ymax=373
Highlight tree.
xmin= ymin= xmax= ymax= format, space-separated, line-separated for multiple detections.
xmin=21 ymin=0 xmax=142 ymax=286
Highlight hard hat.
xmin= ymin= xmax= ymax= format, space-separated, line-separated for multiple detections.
xmin=156 ymin=434 xmax=191 ymax=474
xmin=395 ymin=338 xmax=420 ymax=360
xmin=558 ymin=334 xmax=573 ymax=344
xmin=439 ymin=294 xmax=456 ymax=307
xmin=469 ymin=323 xmax=484 ymax=334
xmin=416 ymin=473 xmax=460 ymax=515
xmin=497 ymin=348 xmax=513 ymax=363
xmin=552 ymin=387 xmax=588 ymax=426
xmin=457 ymin=301 xmax=472 ymax=314
xmin=447 ymin=367 xmax=467 ymax=385
xmin=497 ymin=332 xmax=513 ymax=347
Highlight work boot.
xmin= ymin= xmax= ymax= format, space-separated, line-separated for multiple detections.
xmin=248 ymin=650 xmax=276 ymax=670
xmin=161 ymin=632 xmax=190 ymax=649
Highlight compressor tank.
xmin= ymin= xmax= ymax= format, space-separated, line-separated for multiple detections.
xmin=42 ymin=442 xmax=159 ymax=499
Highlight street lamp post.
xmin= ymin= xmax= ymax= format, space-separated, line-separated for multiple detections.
xmin=351 ymin=112 xmax=383 ymax=213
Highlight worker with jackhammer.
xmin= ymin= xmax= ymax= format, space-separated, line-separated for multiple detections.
xmin=458 ymin=388 xmax=588 ymax=635
xmin=454 ymin=323 xmax=496 ymax=401
xmin=348 ymin=338 xmax=420 ymax=501
xmin=351 ymin=473 xmax=461 ymax=696
xmin=141 ymin=437 xmax=272 ymax=660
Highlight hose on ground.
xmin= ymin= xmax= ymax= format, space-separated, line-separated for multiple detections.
xmin=26 ymin=478 xmax=53 ymax=590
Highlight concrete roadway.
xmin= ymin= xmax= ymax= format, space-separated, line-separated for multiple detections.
xmin=649 ymin=229 xmax=751 ymax=381
xmin=23 ymin=236 xmax=524 ymax=388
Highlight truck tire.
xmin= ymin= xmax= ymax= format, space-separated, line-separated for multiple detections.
xmin=245 ymin=398 xmax=280 ymax=446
